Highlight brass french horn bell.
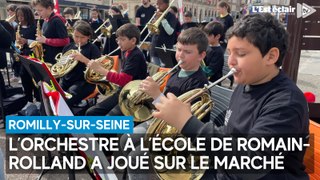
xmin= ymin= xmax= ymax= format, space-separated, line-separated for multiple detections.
xmin=145 ymin=68 xmax=237 ymax=180
xmin=119 ymin=61 xmax=183 ymax=122
xmin=84 ymin=55 xmax=118 ymax=96
xmin=51 ymin=49 xmax=79 ymax=78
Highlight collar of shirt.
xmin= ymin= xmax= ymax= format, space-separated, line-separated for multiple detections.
xmin=125 ymin=49 xmax=133 ymax=58
xmin=178 ymin=69 xmax=197 ymax=78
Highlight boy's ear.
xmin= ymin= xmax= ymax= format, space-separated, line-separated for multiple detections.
xmin=216 ymin=34 xmax=221 ymax=40
xmin=266 ymin=47 xmax=280 ymax=65
xmin=199 ymin=51 xmax=206 ymax=61
xmin=131 ymin=37 xmax=137 ymax=44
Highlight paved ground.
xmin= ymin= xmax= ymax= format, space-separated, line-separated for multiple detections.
xmin=0 ymin=50 xmax=319 ymax=180
xmin=297 ymin=50 xmax=320 ymax=103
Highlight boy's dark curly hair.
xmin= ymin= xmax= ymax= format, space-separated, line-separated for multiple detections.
xmin=226 ymin=13 xmax=288 ymax=67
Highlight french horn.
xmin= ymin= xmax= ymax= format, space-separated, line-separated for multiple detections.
xmin=51 ymin=49 xmax=79 ymax=78
xmin=145 ymin=68 xmax=237 ymax=180
xmin=84 ymin=55 xmax=118 ymax=95
xmin=119 ymin=61 xmax=183 ymax=122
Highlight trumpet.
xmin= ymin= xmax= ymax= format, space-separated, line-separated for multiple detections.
xmin=145 ymin=68 xmax=237 ymax=180
xmin=118 ymin=60 xmax=183 ymax=122
xmin=138 ymin=11 xmax=157 ymax=50
xmin=92 ymin=19 xmax=113 ymax=43
xmin=147 ymin=0 xmax=176 ymax=34
xmin=94 ymin=18 xmax=112 ymax=34
xmin=138 ymin=0 xmax=175 ymax=50
xmin=65 ymin=19 xmax=73 ymax=36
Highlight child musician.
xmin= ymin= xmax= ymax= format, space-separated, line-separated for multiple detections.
xmin=203 ymin=21 xmax=225 ymax=83
xmin=120 ymin=27 xmax=210 ymax=179
xmin=77 ymin=23 xmax=148 ymax=116
xmin=154 ymin=13 xmax=309 ymax=180
xmin=15 ymin=5 xmax=40 ymax=106
xmin=31 ymin=0 xmax=69 ymax=64
xmin=60 ymin=20 xmax=101 ymax=106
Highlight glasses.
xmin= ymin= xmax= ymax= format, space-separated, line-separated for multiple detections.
xmin=116 ymin=37 xmax=128 ymax=42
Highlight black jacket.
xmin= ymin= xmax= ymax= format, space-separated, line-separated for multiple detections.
xmin=182 ymin=71 xmax=309 ymax=180
xmin=0 ymin=21 xmax=14 ymax=68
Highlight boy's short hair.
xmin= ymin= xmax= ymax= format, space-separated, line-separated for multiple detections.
xmin=91 ymin=8 xmax=99 ymax=13
xmin=31 ymin=0 xmax=54 ymax=9
xmin=170 ymin=6 xmax=178 ymax=14
xmin=116 ymin=23 xmax=140 ymax=45
xmin=110 ymin=6 xmax=121 ymax=14
xmin=226 ymin=13 xmax=288 ymax=67
xmin=162 ymin=0 xmax=169 ymax=4
xmin=73 ymin=20 xmax=92 ymax=37
xmin=177 ymin=27 xmax=208 ymax=53
xmin=203 ymin=21 xmax=224 ymax=37
xmin=63 ymin=7 xmax=74 ymax=16
xmin=184 ymin=11 xmax=192 ymax=18
xmin=6 ymin=4 xmax=17 ymax=11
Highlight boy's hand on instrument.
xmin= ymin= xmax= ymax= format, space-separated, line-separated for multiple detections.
xmin=17 ymin=37 xmax=27 ymax=45
xmin=139 ymin=76 xmax=161 ymax=99
xmin=154 ymin=11 xmax=163 ymax=21
xmin=87 ymin=60 xmax=109 ymax=75
xmin=152 ymin=93 xmax=192 ymax=131
xmin=71 ymin=53 xmax=89 ymax=64
xmin=36 ymin=35 xmax=46 ymax=43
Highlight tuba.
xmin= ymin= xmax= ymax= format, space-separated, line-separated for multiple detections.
xmin=51 ymin=49 xmax=79 ymax=78
xmin=145 ymin=68 xmax=237 ymax=180
xmin=119 ymin=61 xmax=183 ymax=122
xmin=84 ymin=55 xmax=118 ymax=95
xmin=147 ymin=0 xmax=176 ymax=34
xmin=29 ymin=20 xmax=44 ymax=62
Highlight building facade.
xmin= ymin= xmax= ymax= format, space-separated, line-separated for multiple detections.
xmin=112 ymin=0 xmax=243 ymax=23
xmin=0 ymin=0 xmax=110 ymax=20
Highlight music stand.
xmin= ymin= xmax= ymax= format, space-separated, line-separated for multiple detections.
xmin=18 ymin=55 xmax=75 ymax=179
xmin=155 ymin=46 xmax=177 ymax=68
xmin=19 ymin=55 xmax=65 ymax=99
xmin=18 ymin=55 xmax=117 ymax=180
xmin=0 ymin=86 xmax=3 ymax=127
